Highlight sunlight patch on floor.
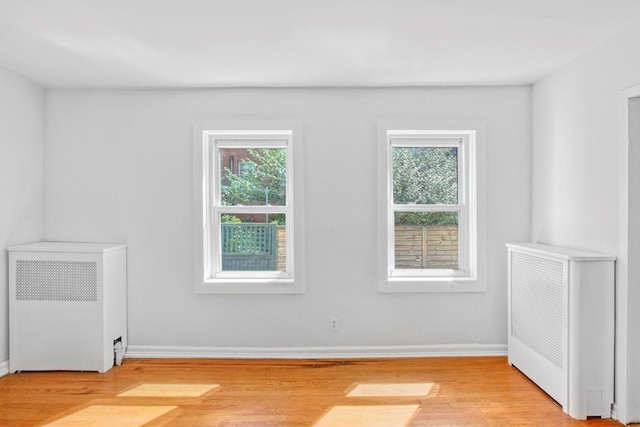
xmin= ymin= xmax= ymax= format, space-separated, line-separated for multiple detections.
xmin=43 ymin=405 xmax=177 ymax=426
xmin=118 ymin=383 xmax=219 ymax=397
xmin=313 ymin=405 xmax=419 ymax=427
xmin=346 ymin=382 xmax=434 ymax=397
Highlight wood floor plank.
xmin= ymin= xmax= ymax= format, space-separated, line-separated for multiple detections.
xmin=0 ymin=357 xmax=632 ymax=426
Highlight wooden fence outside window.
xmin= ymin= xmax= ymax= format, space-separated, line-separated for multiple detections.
xmin=222 ymin=224 xmax=457 ymax=272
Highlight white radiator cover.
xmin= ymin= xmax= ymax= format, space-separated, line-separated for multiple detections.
xmin=8 ymin=242 xmax=127 ymax=373
xmin=507 ymin=243 xmax=615 ymax=420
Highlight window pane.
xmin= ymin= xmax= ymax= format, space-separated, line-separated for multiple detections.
xmin=394 ymin=211 xmax=459 ymax=270
xmin=392 ymin=147 xmax=458 ymax=205
xmin=219 ymin=214 xmax=286 ymax=272
xmin=220 ymin=148 xmax=286 ymax=206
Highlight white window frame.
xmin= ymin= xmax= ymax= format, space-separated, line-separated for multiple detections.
xmin=377 ymin=120 xmax=486 ymax=293
xmin=193 ymin=120 xmax=305 ymax=294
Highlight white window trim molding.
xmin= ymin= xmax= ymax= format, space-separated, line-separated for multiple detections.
xmin=193 ymin=120 xmax=305 ymax=294
xmin=377 ymin=120 xmax=487 ymax=293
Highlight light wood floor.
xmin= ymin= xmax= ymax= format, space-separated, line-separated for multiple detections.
xmin=0 ymin=356 xmax=630 ymax=426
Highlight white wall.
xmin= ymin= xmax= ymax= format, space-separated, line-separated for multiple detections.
xmin=0 ymin=68 xmax=44 ymax=365
xmin=532 ymin=24 xmax=640 ymax=423
xmin=43 ymin=87 xmax=530 ymax=352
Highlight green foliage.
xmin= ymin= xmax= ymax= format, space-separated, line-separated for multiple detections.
xmin=221 ymin=148 xmax=286 ymax=207
xmin=393 ymin=147 xmax=457 ymax=205
xmin=394 ymin=211 xmax=458 ymax=226
xmin=221 ymin=214 xmax=241 ymax=224
xmin=393 ymin=146 xmax=458 ymax=226
xmin=267 ymin=214 xmax=286 ymax=225
xmin=221 ymin=213 xmax=285 ymax=225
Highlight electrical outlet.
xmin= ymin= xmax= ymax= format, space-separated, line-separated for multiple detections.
xmin=330 ymin=316 xmax=338 ymax=331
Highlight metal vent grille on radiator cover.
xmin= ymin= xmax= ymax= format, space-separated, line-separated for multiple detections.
xmin=15 ymin=260 xmax=98 ymax=302
xmin=511 ymin=252 xmax=563 ymax=368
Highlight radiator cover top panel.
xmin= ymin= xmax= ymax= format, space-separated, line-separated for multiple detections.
xmin=15 ymin=259 xmax=98 ymax=302
xmin=511 ymin=251 xmax=563 ymax=369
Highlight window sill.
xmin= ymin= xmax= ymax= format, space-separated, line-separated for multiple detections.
xmin=379 ymin=277 xmax=486 ymax=293
xmin=196 ymin=278 xmax=304 ymax=295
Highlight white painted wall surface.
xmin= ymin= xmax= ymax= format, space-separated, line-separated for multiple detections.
xmin=0 ymin=68 xmax=44 ymax=364
xmin=43 ymin=87 xmax=530 ymax=351
xmin=532 ymin=24 xmax=640 ymax=423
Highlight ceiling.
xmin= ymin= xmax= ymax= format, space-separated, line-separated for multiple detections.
xmin=0 ymin=0 xmax=639 ymax=88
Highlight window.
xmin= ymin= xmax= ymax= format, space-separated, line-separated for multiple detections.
xmin=237 ymin=159 xmax=254 ymax=178
xmin=193 ymin=121 xmax=304 ymax=294
xmin=377 ymin=122 xmax=484 ymax=292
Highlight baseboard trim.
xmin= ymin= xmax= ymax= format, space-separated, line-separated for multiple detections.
xmin=125 ymin=344 xmax=507 ymax=359
xmin=0 ymin=360 xmax=9 ymax=378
